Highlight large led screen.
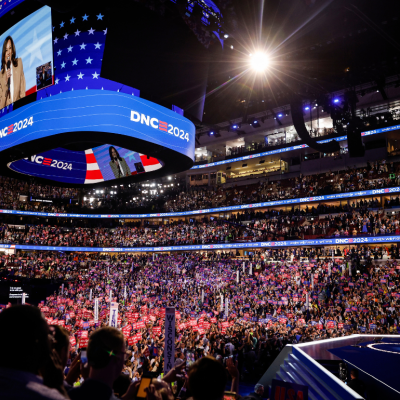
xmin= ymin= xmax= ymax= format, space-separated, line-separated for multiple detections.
xmin=8 ymin=145 xmax=163 ymax=185
xmin=0 ymin=6 xmax=53 ymax=110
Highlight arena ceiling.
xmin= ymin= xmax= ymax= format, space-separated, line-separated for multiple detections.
xmin=202 ymin=0 xmax=400 ymax=124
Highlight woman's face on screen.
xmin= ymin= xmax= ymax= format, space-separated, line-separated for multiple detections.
xmin=5 ymin=40 xmax=12 ymax=62
xmin=111 ymin=148 xmax=117 ymax=159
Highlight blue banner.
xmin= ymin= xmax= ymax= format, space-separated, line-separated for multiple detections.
xmin=0 ymin=185 xmax=398 ymax=219
xmin=0 ymin=89 xmax=195 ymax=159
xmin=190 ymin=124 xmax=400 ymax=170
xmin=1 ymin=235 xmax=400 ymax=252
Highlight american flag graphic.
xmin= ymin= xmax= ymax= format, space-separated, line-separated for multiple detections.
xmin=41 ymin=10 xmax=140 ymax=99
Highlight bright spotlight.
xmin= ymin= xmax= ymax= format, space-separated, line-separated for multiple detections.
xmin=224 ymin=34 xmax=229 ymax=39
xmin=333 ymin=98 xmax=340 ymax=103
xmin=250 ymin=52 xmax=269 ymax=72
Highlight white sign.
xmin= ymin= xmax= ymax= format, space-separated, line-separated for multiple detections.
xmin=164 ymin=307 xmax=176 ymax=374
xmin=109 ymin=301 xmax=118 ymax=328
xmin=89 ymin=289 xmax=92 ymax=301
xmin=94 ymin=298 xmax=99 ymax=323
xmin=225 ymin=298 xmax=228 ymax=316
xmin=22 ymin=293 xmax=26 ymax=304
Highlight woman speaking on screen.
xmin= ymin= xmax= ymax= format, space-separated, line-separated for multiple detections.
xmin=109 ymin=146 xmax=131 ymax=179
xmin=0 ymin=36 xmax=26 ymax=109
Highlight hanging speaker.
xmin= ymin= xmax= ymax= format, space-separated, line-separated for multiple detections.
xmin=290 ymin=98 xmax=340 ymax=153
xmin=346 ymin=120 xmax=365 ymax=157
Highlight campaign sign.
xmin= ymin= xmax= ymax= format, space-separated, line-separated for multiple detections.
xmin=270 ymin=379 xmax=308 ymax=400
xmin=164 ymin=307 xmax=175 ymax=374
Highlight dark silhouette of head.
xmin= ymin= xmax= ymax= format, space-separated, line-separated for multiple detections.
xmin=0 ymin=305 xmax=51 ymax=373
xmin=188 ymin=356 xmax=226 ymax=400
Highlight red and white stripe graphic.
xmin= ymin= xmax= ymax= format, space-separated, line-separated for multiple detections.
xmin=84 ymin=149 xmax=104 ymax=184
xmin=139 ymin=154 xmax=162 ymax=172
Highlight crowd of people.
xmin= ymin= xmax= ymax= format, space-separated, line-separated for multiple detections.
xmin=239 ymin=209 xmax=400 ymax=240
xmin=0 ymin=175 xmax=78 ymax=213
xmin=164 ymin=159 xmax=400 ymax=213
xmin=0 ymin=159 xmax=399 ymax=399
xmin=1 ymin=248 xmax=399 ymax=399
xmin=1 ymin=159 xmax=399 ymax=215
xmin=1 ymin=207 xmax=400 ymax=250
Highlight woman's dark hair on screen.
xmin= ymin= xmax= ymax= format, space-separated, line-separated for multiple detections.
xmin=1 ymin=36 xmax=19 ymax=73
xmin=109 ymin=146 xmax=122 ymax=161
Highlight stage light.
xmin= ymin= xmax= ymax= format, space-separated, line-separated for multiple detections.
xmin=304 ymin=106 xmax=310 ymax=111
xmin=208 ymin=129 xmax=220 ymax=137
xmin=230 ymin=45 xmax=234 ymax=49
xmin=250 ymin=52 xmax=270 ymax=72
xmin=224 ymin=34 xmax=229 ymax=39
xmin=168 ymin=176 xmax=172 ymax=180
xmin=278 ymin=113 xmax=283 ymax=118
xmin=333 ymin=98 xmax=340 ymax=103
xmin=251 ymin=120 xmax=261 ymax=128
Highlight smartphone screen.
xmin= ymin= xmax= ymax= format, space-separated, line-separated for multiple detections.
xmin=81 ymin=350 xmax=87 ymax=364
xmin=224 ymin=393 xmax=236 ymax=400
xmin=186 ymin=352 xmax=195 ymax=368
xmin=137 ymin=377 xmax=152 ymax=398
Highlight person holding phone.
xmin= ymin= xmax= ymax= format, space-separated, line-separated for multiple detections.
xmin=136 ymin=373 xmax=152 ymax=399
xmin=0 ymin=36 xmax=26 ymax=109
xmin=68 ymin=327 xmax=126 ymax=400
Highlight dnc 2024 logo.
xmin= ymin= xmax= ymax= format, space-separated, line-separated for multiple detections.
xmin=130 ymin=111 xmax=190 ymax=142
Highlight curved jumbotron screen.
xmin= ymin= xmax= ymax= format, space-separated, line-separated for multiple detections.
xmin=8 ymin=145 xmax=163 ymax=185
xmin=0 ymin=89 xmax=195 ymax=187
xmin=0 ymin=2 xmax=196 ymax=186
